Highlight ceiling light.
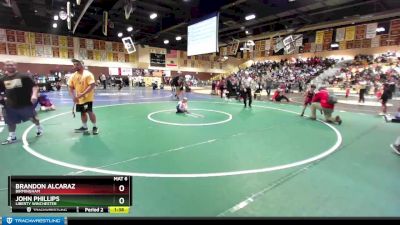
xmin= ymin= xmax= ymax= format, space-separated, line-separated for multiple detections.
xmin=127 ymin=26 xmax=133 ymax=32
xmin=54 ymin=15 xmax=59 ymax=20
xmin=176 ymin=36 xmax=182 ymax=41
xmin=59 ymin=11 xmax=67 ymax=20
xmin=118 ymin=32 xmax=123 ymax=38
xmin=34 ymin=9 xmax=38 ymax=13
xmin=245 ymin=30 xmax=250 ymax=34
xmin=164 ymin=39 xmax=169 ymax=44
xmin=331 ymin=43 xmax=339 ymax=48
xmin=52 ymin=23 xmax=57 ymax=28
xmin=245 ymin=14 xmax=256 ymax=21
xmin=150 ymin=13 xmax=158 ymax=20
xmin=376 ymin=27 xmax=385 ymax=32
xmin=288 ymin=0 xmax=296 ymax=2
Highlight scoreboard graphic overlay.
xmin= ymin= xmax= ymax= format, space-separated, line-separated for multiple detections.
xmin=8 ymin=176 xmax=132 ymax=214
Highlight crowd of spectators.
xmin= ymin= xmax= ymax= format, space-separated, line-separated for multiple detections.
xmin=212 ymin=57 xmax=337 ymax=98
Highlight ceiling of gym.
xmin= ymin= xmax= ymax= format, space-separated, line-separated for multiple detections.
xmin=1 ymin=0 xmax=400 ymax=50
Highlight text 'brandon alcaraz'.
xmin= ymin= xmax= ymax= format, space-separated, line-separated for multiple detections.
xmin=14 ymin=183 xmax=76 ymax=194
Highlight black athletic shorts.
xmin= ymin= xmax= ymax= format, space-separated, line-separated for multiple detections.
xmin=4 ymin=105 xmax=36 ymax=125
xmin=76 ymin=102 xmax=93 ymax=113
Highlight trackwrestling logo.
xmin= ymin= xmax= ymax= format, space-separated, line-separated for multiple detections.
xmin=2 ymin=217 xmax=64 ymax=225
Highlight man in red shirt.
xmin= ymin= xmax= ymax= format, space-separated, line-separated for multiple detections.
xmin=310 ymin=87 xmax=342 ymax=125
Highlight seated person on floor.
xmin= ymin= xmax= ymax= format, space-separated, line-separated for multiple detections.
xmin=34 ymin=93 xmax=56 ymax=111
xmin=176 ymin=97 xmax=189 ymax=114
xmin=385 ymin=107 xmax=400 ymax=123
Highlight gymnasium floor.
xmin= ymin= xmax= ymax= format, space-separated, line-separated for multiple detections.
xmin=0 ymin=87 xmax=399 ymax=217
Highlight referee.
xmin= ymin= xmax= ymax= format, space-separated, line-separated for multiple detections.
xmin=241 ymin=73 xmax=253 ymax=108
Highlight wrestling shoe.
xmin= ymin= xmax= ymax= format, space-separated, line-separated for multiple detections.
xmin=2 ymin=136 xmax=17 ymax=145
xmin=75 ymin=127 xmax=88 ymax=133
xmin=92 ymin=127 xmax=99 ymax=135
xmin=36 ymin=127 xmax=43 ymax=137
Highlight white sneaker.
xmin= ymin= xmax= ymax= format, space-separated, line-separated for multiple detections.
xmin=36 ymin=127 xmax=43 ymax=137
xmin=2 ymin=136 xmax=17 ymax=145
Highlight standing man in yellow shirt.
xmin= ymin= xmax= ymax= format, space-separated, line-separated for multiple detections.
xmin=68 ymin=59 xmax=99 ymax=135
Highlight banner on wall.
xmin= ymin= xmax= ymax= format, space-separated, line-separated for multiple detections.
xmin=355 ymin=25 xmax=366 ymax=40
xmin=166 ymin=49 xmax=178 ymax=67
xmin=68 ymin=48 xmax=74 ymax=58
xmin=108 ymin=67 xmax=119 ymax=75
xmin=52 ymin=35 xmax=59 ymax=46
xmin=93 ymin=40 xmax=100 ymax=50
xmin=59 ymin=47 xmax=68 ymax=58
xmin=310 ymin=43 xmax=316 ymax=53
xmin=7 ymin=43 xmax=17 ymax=55
xmin=0 ymin=42 xmax=7 ymax=54
xmin=345 ymin=26 xmax=356 ymax=41
xmin=339 ymin=41 xmax=346 ymax=50
xmin=265 ymin=39 xmax=271 ymax=50
xmin=124 ymin=54 xmax=130 ymax=63
xmin=315 ymin=44 xmax=323 ymax=52
xmin=294 ymin=34 xmax=303 ymax=47
xmin=362 ymin=39 xmax=371 ymax=48
xmin=129 ymin=53 xmax=136 ymax=63
xmin=0 ymin=29 xmax=6 ymax=42
xmin=43 ymin=34 xmax=51 ymax=45
xmin=323 ymin=30 xmax=333 ymax=44
xmin=112 ymin=43 xmax=119 ymax=52
xmin=67 ymin=37 xmax=74 ymax=48
xmin=79 ymin=38 xmax=86 ymax=49
xmin=34 ymin=33 xmax=43 ymax=45
xmin=118 ymin=53 xmax=125 ymax=63
xmin=79 ymin=48 xmax=88 ymax=60
xmin=43 ymin=45 xmax=52 ymax=57
xmin=52 ymin=47 xmax=60 ymax=58
xmin=17 ymin=44 xmax=30 ymax=56
xmin=380 ymin=34 xmax=389 ymax=46
xmin=315 ymin=30 xmax=324 ymax=44
xmin=366 ymin=23 xmax=377 ymax=39
xmin=86 ymin=50 xmax=93 ymax=60
xmin=93 ymin=50 xmax=101 ymax=61
xmin=16 ymin=31 xmax=26 ymax=43
xmin=303 ymin=43 xmax=311 ymax=52
xmin=28 ymin=33 xmax=35 ymax=45
xmin=107 ymin=52 xmax=113 ymax=61
xmin=354 ymin=40 xmax=362 ymax=48
xmin=86 ymin=39 xmax=94 ymax=50
xmin=346 ymin=41 xmax=354 ymax=49
xmin=336 ymin=27 xmax=345 ymax=42
xmin=390 ymin=19 xmax=400 ymax=36
xmin=100 ymin=51 xmax=107 ymax=61
xmin=121 ymin=68 xmax=133 ymax=76
xmin=59 ymin=36 xmax=67 ymax=47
